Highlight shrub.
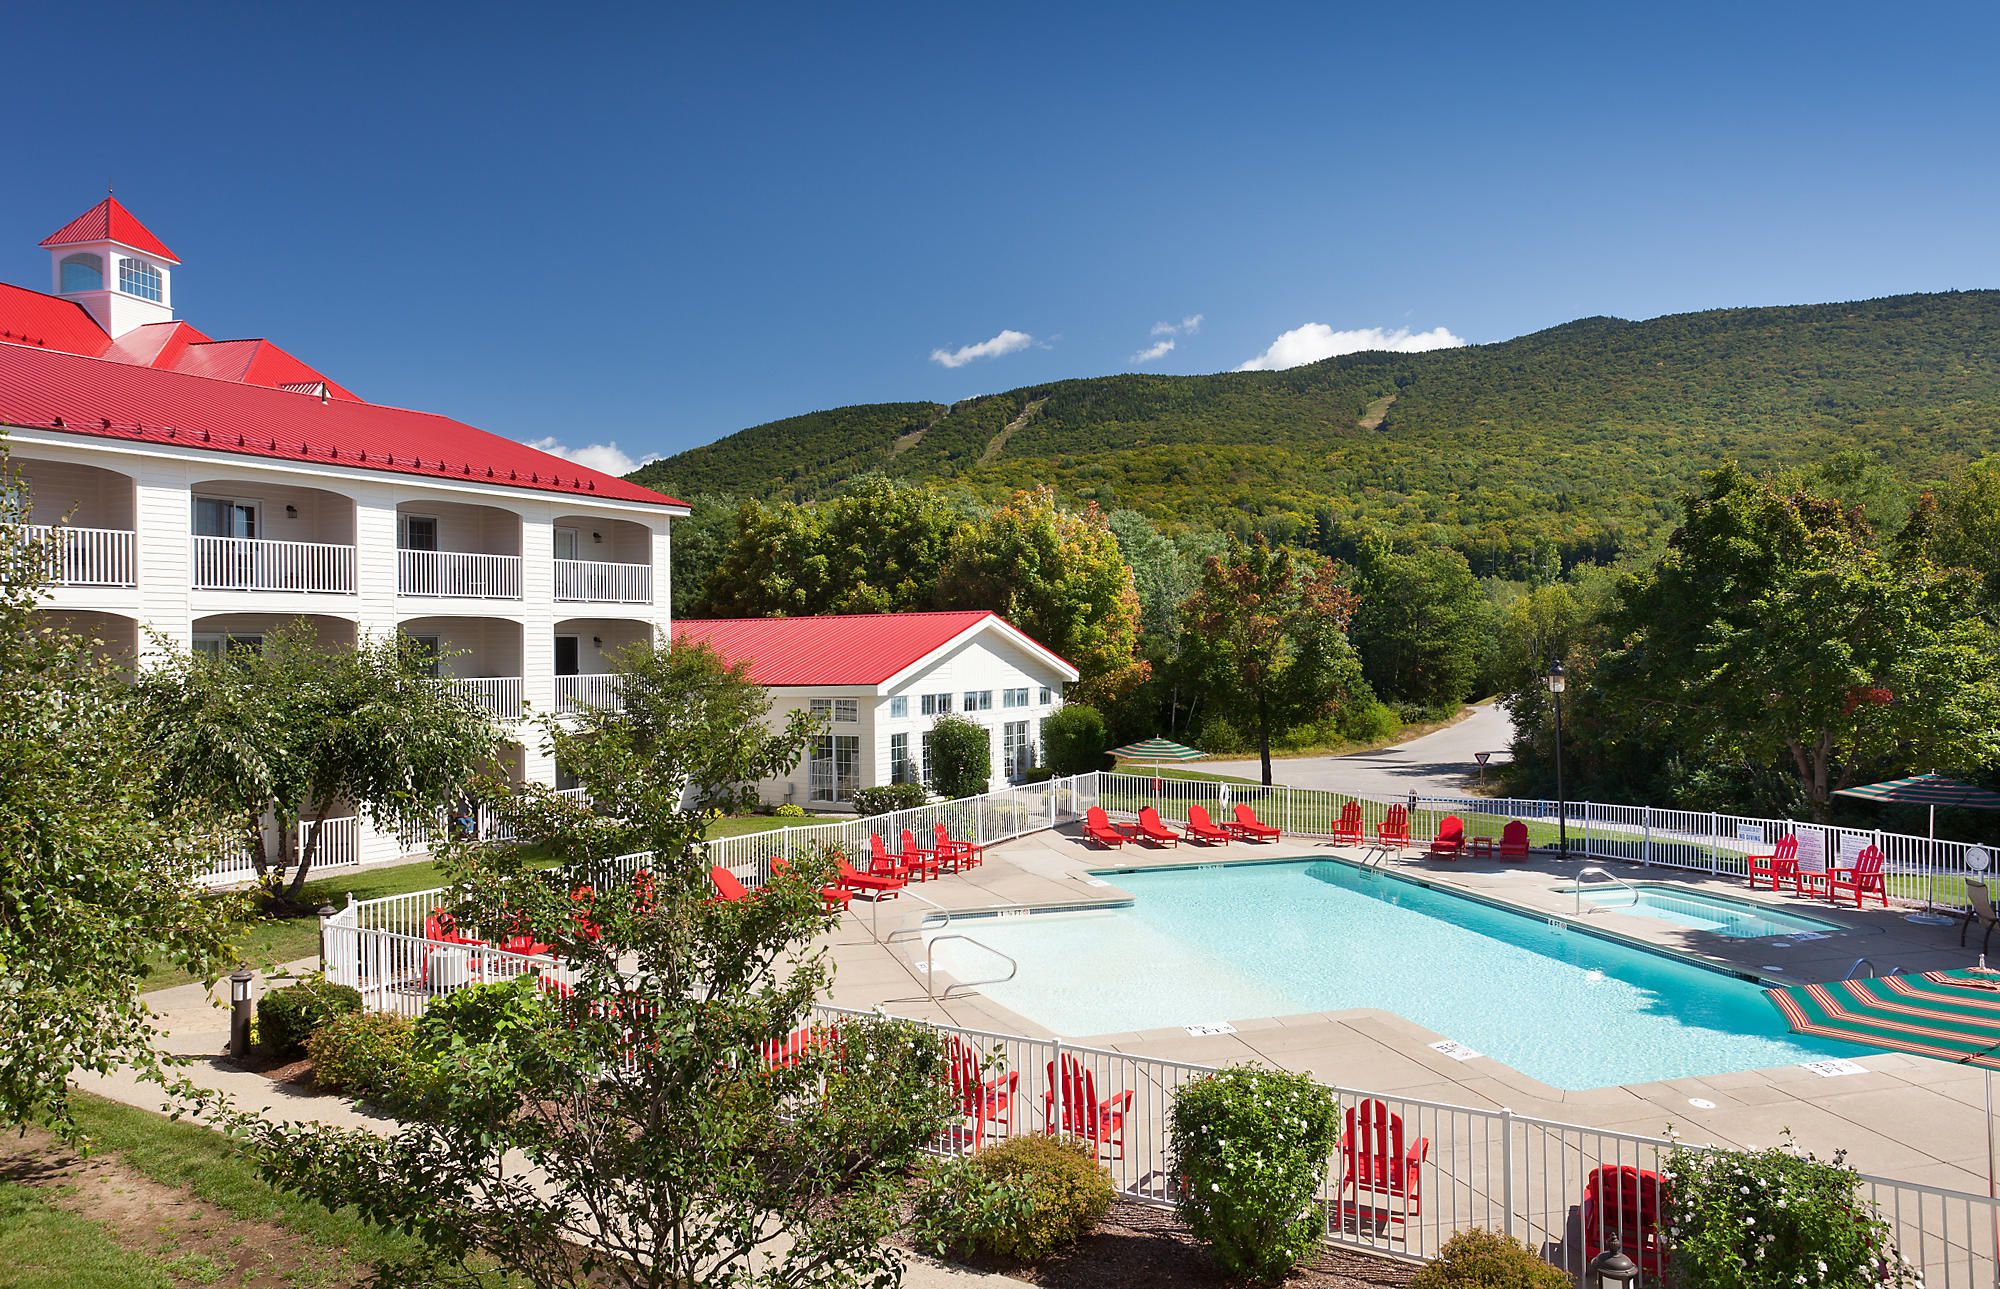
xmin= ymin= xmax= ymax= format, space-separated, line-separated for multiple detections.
xmin=772 ymin=802 xmax=806 ymax=817
xmin=851 ymin=782 xmax=928 ymax=817
xmin=927 ymin=715 xmax=991 ymax=800
xmin=1661 ymin=1135 xmax=1919 ymax=1288
xmin=1041 ymin=704 xmax=1110 ymax=775
xmin=1335 ymin=699 xmax=1401 ymax=743
xmin=257 ymin=975 xmax=364 ymax=1057
xmin=910 ymin=1135 xmax=1113 ymax=1264
xmin=1168 ymin=1065 xmax=1341 ymax=1284
xmin=1409 ymin=1229 xmax=1569 ymax=1288
xmin=1190 ymin=714 xmax=1247 ymax=755
xmin=306 ymin=1010 xmax=415 ymax=1102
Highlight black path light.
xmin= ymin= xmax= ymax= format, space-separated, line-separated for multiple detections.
xmin=1586 ymin=1231 xmax=1640 ymax=1287
xmin=1548 ymin=658 xmax=1568 ymax=861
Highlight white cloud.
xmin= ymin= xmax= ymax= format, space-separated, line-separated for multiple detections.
xmin=1236 ymin=323 xmax=1465 ymax=371
xmin=1132 ymin=338 xmax=1176 ymax=363
xmin=930 ymin=329 xmax=1035 ymax=368
xmin=526 ymin=437 xmax=658 ymax=476
xmin=1153 ymin=313 xmax=1204 ymax=337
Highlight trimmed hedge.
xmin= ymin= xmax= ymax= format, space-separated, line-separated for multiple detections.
xmin=911 ymin=1134 xmax=1112 ymax=1264
xmin=257 ymin=975 xmax=363 ymax=1057
xmin=851 ymin=782 xmax=928 ymax=817
xmin=306 ymin=1010 xmax=415 ymax=1102
xmin=1408 ymin=1229 xmax=1570 ymax=1288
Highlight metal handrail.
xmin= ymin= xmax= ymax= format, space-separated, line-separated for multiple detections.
xmin=926 ymin=933 xmax=1018 ymax=1000
xmin=877 ymin=887 xmax=953 ymax=943
xmin=1846 ymin=957 xmax=1903 ymax=980
xmin=1574 ymin=866 xmax=1637 ymax=915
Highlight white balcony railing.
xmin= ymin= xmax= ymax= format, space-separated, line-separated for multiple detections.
xmin=17 ymin=524 xmax=137 ymax=587
xmin=192 ymin=535 xmax=355 ymax=593
xmin=555 ymin=673 xmax=624 ymax=714
xmin=437 ymin=676 xmax=524 ymax=720
xmin=553 ymin=558 xmax=652 ymax=604
xmin=398 ymin=549 xmax=524 ymax=599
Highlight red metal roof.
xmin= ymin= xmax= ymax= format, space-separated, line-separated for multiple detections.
xmin=100 ymin=320 xmax=209 ymax=368
xmin=673 ymin=612 xmax=1075 ymax=687
xmin=169 ymin=338 xmax=360 ymax=401
xmin=0 ymin=282 xmax=114 ymax=356
xmin=39 ymin=196 xmax=181 ymax=264
xmin=0 ymin=343 xmax=686 ymax=508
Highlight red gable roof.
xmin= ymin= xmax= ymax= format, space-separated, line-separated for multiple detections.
xmin=100 ymin=320 xmax=209 ymax=369
xmin=674 ymin=612 xmax=1076 ymax=687
xmin=0 ymin=282 xmax=115 ymax=356
xmin=169 ymin=338 xmax=360 ymax=401
xmin=39 ymin=196 xmax=180 ymax=264
xmin=0 ymin=343 xmax=686 ymax=508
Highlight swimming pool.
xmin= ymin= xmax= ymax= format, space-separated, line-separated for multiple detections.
xmin=1569 ymin=883 xmax=1843 ymax=939
xmin=926 ymin=859 xmax=1873 ymax=1089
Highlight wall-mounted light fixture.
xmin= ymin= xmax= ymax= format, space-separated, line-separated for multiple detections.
xmin=592 ymin=531 xmax=603 ymax=543
xmin=592 ymin=636 xmax=603 ymax=648
xmin=285 ymin=504 xmax=298 ymax=518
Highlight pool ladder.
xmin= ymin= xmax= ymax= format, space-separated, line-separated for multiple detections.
xmin=1574 ymin=866 xmax=1638 ymax=915
xmin=925 ymin=934 xmax=1019 ymax=1001
xmin=1846 ymin=957 xmax=1904 ymax=980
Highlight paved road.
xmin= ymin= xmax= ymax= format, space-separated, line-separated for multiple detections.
xmin=1201 ymin=701 xmax=1515 ymax=798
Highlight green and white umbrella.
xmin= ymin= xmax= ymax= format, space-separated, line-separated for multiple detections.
xmin=1836 ymin=773 xmax=2000 ymax=840
xmin=1109 ymin=737 xmax=1206 ymax=763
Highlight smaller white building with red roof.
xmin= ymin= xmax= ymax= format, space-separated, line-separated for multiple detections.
xmin=4 ymin=195 xmax=691 ymax=875
xmin=675 ymin=612 xmax=1079 ymax=806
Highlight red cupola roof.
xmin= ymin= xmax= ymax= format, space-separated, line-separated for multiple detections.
xmin=39 ymin=195 xmax=180 ymax=264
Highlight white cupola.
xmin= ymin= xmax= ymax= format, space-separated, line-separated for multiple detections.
xmin=40 ymin=193 xmax=179 ymax=338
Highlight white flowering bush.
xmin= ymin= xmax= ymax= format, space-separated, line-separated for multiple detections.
xmin=1662 ymin=1135 xmax=1921 ymax=1288
xmin=1168 ymin=1066 xmax=1341 ymax=1283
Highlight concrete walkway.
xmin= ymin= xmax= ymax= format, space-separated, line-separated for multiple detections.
xmin=1202 ymin=702 xmax=1514 ymax=797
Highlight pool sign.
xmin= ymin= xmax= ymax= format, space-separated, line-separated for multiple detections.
xmin=1185 ymin=1022 xmax=1237 ymax=1037
xmin=1794 ymin=828 xmax=1828 ymax=875
xmin=1838 ymin=834 xmax=1869 ymax=868
xmin=1736 ymin=825 xmax=1764 ymax=846
xmin=1429 ymin=1039 xmax=1482 ymax=1062
xmin=1800 ymin=1058 xmax=1868 ymax=1078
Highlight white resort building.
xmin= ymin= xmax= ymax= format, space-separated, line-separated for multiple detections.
xmin=1 ymin=195 xmax=689 ymax=871
xmin=674 ymin=612 xmax=1079 ymax=806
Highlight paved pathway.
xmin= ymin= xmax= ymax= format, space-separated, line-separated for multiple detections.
xmin=1202 ymin=702 xmax=1514 ymax=797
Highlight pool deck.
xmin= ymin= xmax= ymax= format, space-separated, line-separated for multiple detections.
xmin=819 ymin=825 xmax=2000 ymax=1195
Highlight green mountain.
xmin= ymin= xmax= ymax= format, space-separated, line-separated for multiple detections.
xmin=628 ymin=291 xmax=2000 ymax=575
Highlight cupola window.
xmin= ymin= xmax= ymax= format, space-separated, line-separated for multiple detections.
xmin=59 ymin=253 xmax=103 ymax=293
xmin=118 ymin=257 xmax=163 ymax=302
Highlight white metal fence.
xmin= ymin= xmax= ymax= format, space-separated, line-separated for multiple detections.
xmin=397 ymin=549 xmax=523 ymax=599
xmin=19 ymin=523 xmax=136 ymax=586
xmin=199 ymin=815 xmax=360 ymax=887
xmin=438 ymin=676 xmax=524 ymax=720
xmin=191 ymin=534 xmax=355 ymax=593
xmin=554 ymin=673 xmax=624 ymax=713
xmin=553 ymin=558 xmax=651 ymax=604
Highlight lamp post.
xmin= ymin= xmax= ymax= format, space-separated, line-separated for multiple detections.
xmin=228 ymin=969 xmax=255 ymax=1060
xmin=1548 ymin=658 xmax=1568 ymax=861
xmin=1586 ymin=1233 xmax=1640 ymax=1287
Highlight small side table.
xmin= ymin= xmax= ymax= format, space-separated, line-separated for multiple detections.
xmin=1470 ymin=837 xmax=1496 ymax=859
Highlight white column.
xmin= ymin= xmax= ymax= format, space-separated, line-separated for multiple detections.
xmin=132 ymin=460 xmax=192 ymax=664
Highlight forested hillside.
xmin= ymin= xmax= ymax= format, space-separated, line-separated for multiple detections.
xmin=630 ymin=292 xmax=2000 ymax=575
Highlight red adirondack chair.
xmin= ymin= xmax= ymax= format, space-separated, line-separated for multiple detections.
xmin=948 ymin=1036 xmax=1017 ymax=1149
xmin=1747 ymin=834 xmax=1800 ymax=891
xmin=1184 ymin=804 xmax=1232 ymax=845
xmin=1339 ymin=1098 xmax=1429 ymax=1229
xmin=1042 ymin=1054 xmax=1133 ymax=1159
xmin=867 ymin=832 xmax=917 ymax=881
xmin=935 ymin=823 xmax=984 ymax=869
xmin=1083 ymin=806 xmax=1127 ymax=848
xmin=710 ymin=865 xmax=758 ymax=903
xmin=1428 ymin=815 xmax=1466 ymax=859
xmin=1136 ymin=806 xmax=1181 ymax=847
xmin=836 ymin=854 xmax=904 ymax=899
xmin=1228 ymin=803 xmax=1281 ymax=842
xmin=424 ymin=909 xmax=486 ymax=948
xmin=771 ymin=856 xmax=852 ymax=912
xmin=1825 ymin=844 xmax=1889 ymax=908
xmin=1498 ymin=819 xmax=1531 ymax=859
xmin=1582 ymin=1165 xmax=1667 ymax=1277
xmin=1331 ymin=800 xmax=1365 ymax=846
xmin=1377 ymin=804 xmax=1411 ymax=849
xmin=899 ymin=828 xmax=943 ymax=881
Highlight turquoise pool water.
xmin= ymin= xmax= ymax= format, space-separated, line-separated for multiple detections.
xmin=1572 ymin=884 xmax=1843 ymax=939
xmin=927 ymin=859 xmax=1873 ymax=1089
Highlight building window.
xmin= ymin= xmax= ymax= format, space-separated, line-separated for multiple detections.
xmin=59 ymin=253 xmax=102 ymax=293
xmin=405 ymin=633 xmax=443 ymax=679
xmin=920 ymin=730 xmax=936 ymax=788
xmin=193 ymin=632 xmax=263 ymax=659
xmin=834 ymin=698 xmax=858 ymax=723
xmin=118 ymin=257 xmax=163 ymax=302
xmin=400 ymin=514 xmax=439 ymax=551
xmin=810 ymin=698 xmax=832 ymax=720
xmin=1003 ymin=720 xmax=1035 ymax=780
xmin=889 ymin=696 xmax=908 ymax=719
xmin=1003 ymin=687 xmax=1029 ymax=708
xmin=890 ymin=732 xmax=915 ymax=784
xmin=1040 ymin=686 xmax=1053 ymax=705
xmin=963 ymin=690 xmax=992 ymax=712
xmin=808 ymin=734 xmax=860 ymax=802
xmin=921 ymin=692 xmax=951 ymax=716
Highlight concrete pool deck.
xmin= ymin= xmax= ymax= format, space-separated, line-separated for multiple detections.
xmin=818 ymin=824 xmax=2000 ymax=1195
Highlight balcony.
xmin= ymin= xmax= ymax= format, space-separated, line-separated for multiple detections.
xmin=554 ymin=559 xmax=652 ymax=604
xmin=192 ymin=535 xmax=356 ymax=594
xmin=398 ymin=549 xmax=524 ymax=599
xmin=437 ymin=676 xmax=524 ymax=720
xmin=555 ymin=673 xmax=624 ymax=714
xmin=19 ymin=524 xmax=137 ymax=587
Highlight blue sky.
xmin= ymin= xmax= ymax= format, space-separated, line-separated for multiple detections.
xmin=5 ymin=2 xmax=1998 ymax=475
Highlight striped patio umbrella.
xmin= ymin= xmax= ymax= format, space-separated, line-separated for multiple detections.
xmin=1836 ymin=773 xmax=2000 ymax=839
xmin=1108 ymin=737 xmax=1206 ymax=763
xmin=1768 ymin=967 xmax=2000 ymax=1230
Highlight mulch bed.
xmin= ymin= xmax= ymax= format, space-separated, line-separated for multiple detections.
xmin=905 ymin=1198 xmax=1421 ymax=1288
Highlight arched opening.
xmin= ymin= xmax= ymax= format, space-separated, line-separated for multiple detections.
xmin=34 ymin=609 xmax=139 ymax=674
xmin=190 ymin=612 xmax=356 ymax=660
xmin=59 ymin=253 xmax=103 ymax=294
xmin=191 ymin=480 xmax=356 ymax=594
xmin=10 ymin=456 xmax=137 ymax=587
xmin=551 ymin=514 xmax=654 ymax=604
xmin=398 ymin=616 xmax=524 ymax=719
xmin=395 ymin=500 xmax=523 ymax=598
xmin=552 ymin=618 xmax=654 ymax=713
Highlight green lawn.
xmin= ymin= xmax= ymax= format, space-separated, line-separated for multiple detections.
xmin=704 ymin=812 xmax=836 ymax=839
xmin=0 ymin=1094 xmax=515 ymax=1287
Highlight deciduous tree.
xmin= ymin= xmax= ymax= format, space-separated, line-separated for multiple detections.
xmin=1348 ymin=543 xmax=1494 ymax=711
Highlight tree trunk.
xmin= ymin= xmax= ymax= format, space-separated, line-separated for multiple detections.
xmin=282 ymin=794 xmax=336 ymax=903
xmin=1256 ymin=692 xmax=1273 ymax=786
